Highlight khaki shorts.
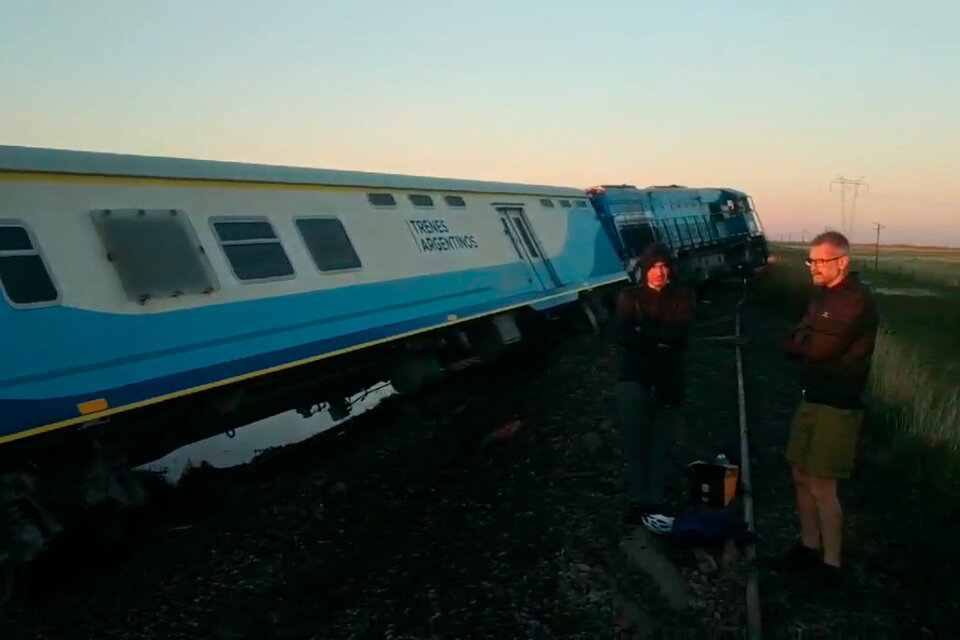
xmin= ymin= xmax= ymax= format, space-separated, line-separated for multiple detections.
xmin=785 ymin=399 xmax=863 ymax=479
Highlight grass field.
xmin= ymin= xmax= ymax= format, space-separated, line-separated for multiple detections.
xmin=754 ymin=243 xmax=960 ymax=485
xmin=779 ymin=241 xmax=960 ymax=288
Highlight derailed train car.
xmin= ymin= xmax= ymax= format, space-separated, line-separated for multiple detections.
xmin=588 ymin=184 xmax=769 ymax=283
xmin=0 ymin=145 xmax=627 ymax=576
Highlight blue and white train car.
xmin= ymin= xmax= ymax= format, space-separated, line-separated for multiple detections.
xmin=0 ymin=145 xmax=627 ymax=460
xmin=588 ymin=184 xmax=769 ymax=282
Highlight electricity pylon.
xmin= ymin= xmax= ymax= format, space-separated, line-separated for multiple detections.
xmin=830 ymin=176 xmax=868 ymax=243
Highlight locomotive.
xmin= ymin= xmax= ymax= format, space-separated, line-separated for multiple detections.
xmin=589 ymin=183 xmax=768 ymax=283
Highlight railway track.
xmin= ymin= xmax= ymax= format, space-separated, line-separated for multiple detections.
xmin=734 ymin=278 xmax=762 ymax=639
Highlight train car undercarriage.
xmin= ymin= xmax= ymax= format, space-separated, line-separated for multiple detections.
xmin=0 ymin=288 xmax=617 ymax=605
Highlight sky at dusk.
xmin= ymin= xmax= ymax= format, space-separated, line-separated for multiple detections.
xmin=2 ymin=0 xmax=957 ymax=246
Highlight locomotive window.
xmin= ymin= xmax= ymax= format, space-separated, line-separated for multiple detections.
xmin=295 ymin=218 xmax=362 ymax=272
xmin=576 ymin=200 xmax=588 ymax=208
xmin=539 ymin=199 xmax=554 ymax=208
xmin=212 ymin=218 xmax=294 ymax=282
xmin=0 ymin=223 xmax=58 ymax=306
xmin=444 ymin=195 xmax=466 ymax=208
xmin=367 ymin=193 xmax=397 ymax=207
xmin=409 ymin=194 xmax=434 ymax=208
xmin=91 ymin=209 xmax=219 ymax=303
xmin=559 ymin=200 xmax=572 ymax=208
xmin=619 ymin=223 xmax=655 ymax=254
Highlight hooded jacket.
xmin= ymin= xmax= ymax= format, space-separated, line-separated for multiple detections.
xmin=614 ymin=244 xmax=696 ymax=404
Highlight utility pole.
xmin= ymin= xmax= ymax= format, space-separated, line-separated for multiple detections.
xmin=830 ymin=176 xmax=868 ymax=243
xmin=873 ymin=222 xmax=886 ymax=270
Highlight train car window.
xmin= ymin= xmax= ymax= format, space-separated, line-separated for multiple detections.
xmin=512 ymin=219 xmax=540 ymax=258
xmin=0 ymin=226 xmax=33 ymax=251
xmin=409 ymin=194 xmax=434 ymax=208
xmin=500 ymin=218 xmax=525 ymax=259
xmin=0 ymin=223 xmax=58 ymax=306
xmin=539 ymin=199 xmax=554 ymax=208
xmin=576 ymin=200 xmax=588 ymax=208
xmin=212 ymin=219 xmax=294 ymax=282
xmin=91 ymin=209 xmax=220 ymax=302
xmin=559 ymin=200 xmax=572 ymax=208
xmin=444 ymin=195 xmax=466 ymax=208
xmin=295 ymin=218 xmax=362 ymax=272
xmin=367 ymin=193 xmax=397 ymax=207
xmin=213 ymin=220 xmax=275 ymax=241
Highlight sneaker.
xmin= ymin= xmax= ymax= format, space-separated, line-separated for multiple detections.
xmin=625 ymin=502 xmax=672 ymax=525
xmin=764 ymin=540 xmax=821 ymax=573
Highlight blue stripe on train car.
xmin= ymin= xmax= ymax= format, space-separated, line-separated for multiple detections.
xmin=0 ymin=272 xmax=625 ymax=438
xmin=1 ymin=263 xmax=538 ymax=398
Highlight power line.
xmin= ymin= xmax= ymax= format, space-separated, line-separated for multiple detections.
xmin=830 ymin=176 xmax=869 ymax=242
xmin=864 ymin=192 xmax=960 ymax=209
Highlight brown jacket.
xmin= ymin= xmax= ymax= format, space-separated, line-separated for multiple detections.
xmin=783 ymin=273 xmax=879 ymax=408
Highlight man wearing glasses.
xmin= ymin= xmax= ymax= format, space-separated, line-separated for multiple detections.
xmin=773 ymin=231 xmax=879 ymax=587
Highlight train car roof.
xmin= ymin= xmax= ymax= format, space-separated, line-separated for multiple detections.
xmin=0 ymin=145 xmax=586 ymax=198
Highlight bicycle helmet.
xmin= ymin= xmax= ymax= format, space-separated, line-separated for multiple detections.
xmin=641 ymin=513 xmax=675 ymax=535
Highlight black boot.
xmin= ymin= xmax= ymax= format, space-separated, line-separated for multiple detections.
xmin=811 ymin=562 xmax=844 ymax=590
xmin=763 ymin=540 xmax=821 ymax=573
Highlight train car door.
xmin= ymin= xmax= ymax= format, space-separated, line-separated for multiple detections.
xmin=496 ymin=207 xmax=561 ymax=290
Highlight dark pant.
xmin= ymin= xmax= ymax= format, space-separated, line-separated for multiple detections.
xmin=617 ymin=381 xmax=683 ymax=506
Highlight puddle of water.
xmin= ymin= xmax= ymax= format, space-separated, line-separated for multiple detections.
xmin=872 ymin=287 xmax=941 ymax=297
xmin=138 ymin=382 xmax=397 ymax=484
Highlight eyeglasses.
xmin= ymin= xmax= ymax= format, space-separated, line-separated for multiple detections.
xmin=804 ymin=256 xmax=845 ymax=267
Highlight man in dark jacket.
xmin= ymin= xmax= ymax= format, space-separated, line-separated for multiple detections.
xmin=775 ymin=231 xmax=879 ymax=585
xmin=614 ymin=243 xmax=696 ymax=526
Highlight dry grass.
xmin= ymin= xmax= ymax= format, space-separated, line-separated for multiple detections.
xmin=754 ymin=246 xmax=960 ymax=481
xmin=870 ymin=332 xmax=960 ymax=456
xmin=778 ymin=242 xmax=960 ymax=287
